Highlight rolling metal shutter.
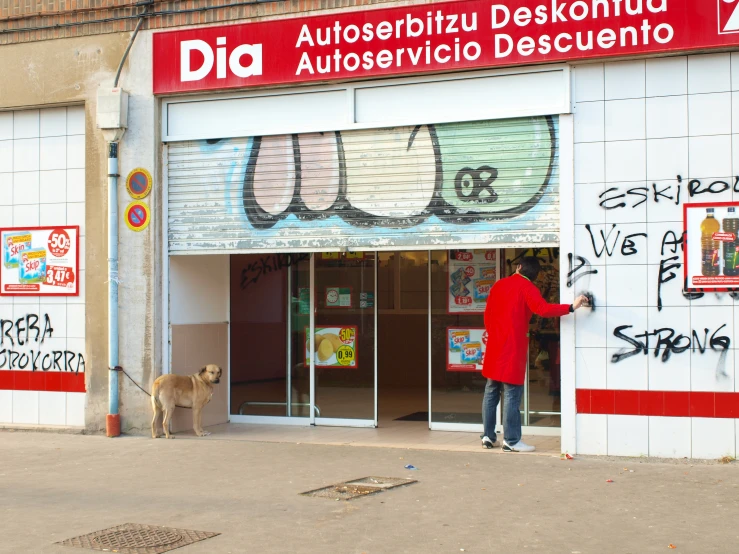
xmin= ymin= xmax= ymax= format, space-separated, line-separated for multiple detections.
xmin=167 ymin=116 xmax=559 ymax=253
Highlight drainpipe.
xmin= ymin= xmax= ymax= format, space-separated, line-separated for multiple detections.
xmin=107 ymin=141 xmax=121 ymax=437
xmin=97 ymin=88 xmax=129 ymax=437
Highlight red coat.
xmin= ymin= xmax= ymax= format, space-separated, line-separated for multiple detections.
xmin=482 ymin=274 xmax=570 ymax=385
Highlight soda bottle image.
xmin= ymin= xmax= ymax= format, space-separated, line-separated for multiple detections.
xmin=701 ymin=208 xmax=720 ymax=276
xmin=723 ymin=207 xmax=739 ymax=277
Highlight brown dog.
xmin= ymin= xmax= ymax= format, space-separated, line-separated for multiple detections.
xmin=151 ymin=364 xmax=222 ymax=439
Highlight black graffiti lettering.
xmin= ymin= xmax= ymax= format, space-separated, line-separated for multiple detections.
xmin=614 ymin=324 xmax=730 ymax=367
xmin=671 ymin=334 xmax=692 ymax=355
xmin=240 ymin=253 xmax=310 ymax=289
xmin=42 ymin=354 xmax=52 ymax=371
xmin=566 ymin=253 xmax=598 ymax=288
xmin=661 ymin=231 xmax=684 ymax=256
xmin=76 ymin=354 xmax=85 ymax=374
xmin=692 ymin=329 xmax=708 ymax=354
xmin=18 ymin=352 xmax=28 ymax=369
xmin=689 ymin=178 xmax=730 ymax=197
xmin=733 ymin=176 xmax=739 ymax=193
xmin=30 ymin=350 xmax=40 ymax=371
xmin=64 ymin=351 xmax=75 ymax=372
xmin=621 ymin=233 xmax=647 ymax=256
xmin=599 ymin=188 xmax=626 ymax=210
xmin=27 ymin=314 xmax=39 ymax=343
xmin=15 ymin=317 xmax=26 ymax=347
xmin=0 ymin=319 xmax=13 ymax=347
xmin=652 ymin=328 xmax=675 ymax=362
xmin=41 ymin=314 xmax=53 ymax=344
xmin=611 ymin=325 xmax=645 ymax=362
xmin=586 ymin=224 xmax=620 ymax=258
xmin=0 ymin=349 xmax=5 ymax=368
xmin=653 ymin=182 xmax=674 ymax=203
xmin=627 ymin=187 xmax=648 ymax=208
xmin=53 ymin=351 xmax=63 ymax=372
xmin=710 ymin=324 xmax=731 ymax=351
xmin=9 ymin=351 xmax=19 ymax=369
xmin=657 ymin=255 xmax=680 ymax=311
xmin=454 ymin=166 xmax=499 ymax=203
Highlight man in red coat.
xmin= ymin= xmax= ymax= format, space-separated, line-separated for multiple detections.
xmin=481 ymin=257 xmax=587 ymax=452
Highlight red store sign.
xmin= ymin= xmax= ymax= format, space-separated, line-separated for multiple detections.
xmin=153 ymin=0 xmax=739 ymax=94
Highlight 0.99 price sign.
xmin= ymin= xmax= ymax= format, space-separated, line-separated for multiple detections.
xmin=0 ymin=226 xmax=80 ymax=296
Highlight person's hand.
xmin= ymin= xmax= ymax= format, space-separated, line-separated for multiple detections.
xmin=573 ymin=295 xmax=588 ymax=310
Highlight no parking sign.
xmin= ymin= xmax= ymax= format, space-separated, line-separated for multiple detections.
xmin=125 ymin=168 xmax=152 ymax=199
xmin=124 ymin=201 xmax=151 ymax=232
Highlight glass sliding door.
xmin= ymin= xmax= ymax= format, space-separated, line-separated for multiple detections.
xmin=429 ymin=250 xmax=487 ymax=429
xmin=311 ymin=252 xmax=376 ymax=426
xmin=230 ymin=253 xmax=310 ymax=422
xmin=428 ymin=247 xmax=562 ymax=432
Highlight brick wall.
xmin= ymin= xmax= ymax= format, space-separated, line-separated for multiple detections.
xmin=0 ymin=0 xmax=416 ymax=45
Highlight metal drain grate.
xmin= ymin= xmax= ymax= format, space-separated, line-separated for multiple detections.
xmin=301 ymin=476 xmax=417 ymax=501
xmin=56 ymin=523 xmax=219 ymax=553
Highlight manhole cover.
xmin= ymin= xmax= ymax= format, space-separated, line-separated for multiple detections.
xmin=56 ymin=523 xmax=219 ymax=553
xmin=93 ymin=528 xmax=182 ymax=549
xmin=301 ymin=476 xmax=417 ymax=501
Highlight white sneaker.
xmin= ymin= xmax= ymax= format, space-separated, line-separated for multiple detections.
xmin=502 ymin=440 xmax=536 ymax=453
xmin=481 ymin=436 xmax=496 ymax=449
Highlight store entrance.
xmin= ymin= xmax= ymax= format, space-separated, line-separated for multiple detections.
xmin=377 ymin=252 xmax=429 ymax=424
xmin=228 ymin=248 xmax=562 ymax=431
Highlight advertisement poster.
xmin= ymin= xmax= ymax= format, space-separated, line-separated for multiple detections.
xmin=0 ymin=226 xmax=79 ymax=296
xmin=325 ymin=286 xmax=352 ymax=308
xmin=305 ymin=326 xmax=358 ymax=368
xmin=684 ymin=202 xmax=739 ymax=291
xmin=447 ymin=327 xmax=487 ymax=372
xmin=448 ymin=249 xmax=497 ymax=313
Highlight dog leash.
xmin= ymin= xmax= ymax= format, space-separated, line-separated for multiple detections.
xmin=119 ymin=367 xmax=192 ymax=410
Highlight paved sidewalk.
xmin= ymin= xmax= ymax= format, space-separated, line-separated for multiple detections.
xmin=179 ymin=421 xmax=562 ymax=455
xmin=1 ymin=430 xmax=737 ymax=554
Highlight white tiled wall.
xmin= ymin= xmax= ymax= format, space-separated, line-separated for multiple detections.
xmin=0 ymin=107 xmax=86 ymax=427
xmin=572 ymin=54 xmax=739 ymax=459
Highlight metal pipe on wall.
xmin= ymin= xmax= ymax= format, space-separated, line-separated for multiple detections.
xmin=106 ymin=142 xmax=121 ymax=437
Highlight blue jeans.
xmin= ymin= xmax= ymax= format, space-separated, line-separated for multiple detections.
xmin=482 ymin=379 xmax=524 ymax=446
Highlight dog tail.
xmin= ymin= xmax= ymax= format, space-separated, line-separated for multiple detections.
xmin=151 ymin=379 xmax=162 ymax=410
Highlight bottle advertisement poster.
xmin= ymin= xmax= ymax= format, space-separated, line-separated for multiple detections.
xmin=448 ymin=249 xmax=497 ymax=313
xmin=305 ymin=326 xmax=358 ymax=368
xmin=447 ymin=327 xmax=487 ymax=372
xmin=684 ymin=203 xmax=739 ymax=291
xmin=0 ymin=226 xmax=79 ymax=296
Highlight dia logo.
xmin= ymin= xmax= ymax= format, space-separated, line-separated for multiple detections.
xmin=719 ymin=0 xmax=739 ymax=34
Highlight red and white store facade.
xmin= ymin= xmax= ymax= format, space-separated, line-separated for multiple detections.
xmin=118 ymin=0 xmax=739 ymax=457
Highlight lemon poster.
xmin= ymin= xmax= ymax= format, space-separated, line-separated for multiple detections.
xmin=305 ymin=326 xmax=358 ymax=368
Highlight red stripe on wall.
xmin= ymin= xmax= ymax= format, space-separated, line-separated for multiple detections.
xmin=0 ymin=371 xmax=85 ymax=393
xmin=577 ymin=389 xmax=739 ymax=418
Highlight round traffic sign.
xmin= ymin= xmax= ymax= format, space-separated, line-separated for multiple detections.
xmin=126 ymin=168 xmax=153 ymax=199
xmin=124 ymin=201 xmax=151 ymax=232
